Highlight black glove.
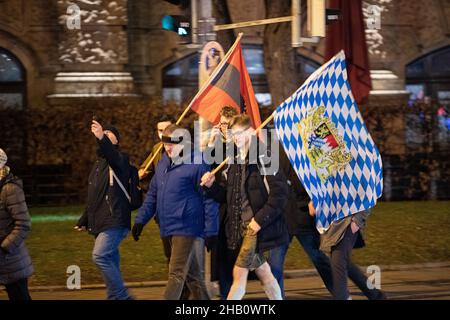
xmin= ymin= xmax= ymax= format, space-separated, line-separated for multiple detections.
xmin=132 ymin=223 xmax=144 ymax=241
xmin=204 ymin=236 xmax=218 ymax=252
xmin=76 ymin=213 xmax=88 ymax=229
xmin=0 ymin=246 xmax=9 ymax=255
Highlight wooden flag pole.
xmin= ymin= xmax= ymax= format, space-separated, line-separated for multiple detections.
xmin=141 ymin=34 xmax=245 ymax=175
xmin=200 ymin=112 xmax=275 ymax=186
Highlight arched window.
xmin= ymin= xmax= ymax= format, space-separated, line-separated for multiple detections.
xmin=162 ymin=45 xmax=319 ymax=107
xmin=406 ymin=46 xmax=450 ymax=104
xmin=405 ymin=46 xmax=450 ymax=150
xmin=0 ymin=48 xmax=26 ymax=110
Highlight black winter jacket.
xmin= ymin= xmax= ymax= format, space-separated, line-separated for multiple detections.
xmin=205 ymin=154 xmax=290 ymax=253
xmin=0 ymin=172 xmax=34 ymax=285
xmin=279 ymin=148 xmax=317 ymax=235
xmin=77 ymin=136 xmax=131 ymax=235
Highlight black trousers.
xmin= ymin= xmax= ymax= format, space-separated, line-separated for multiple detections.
xmin=5 ymin=278 xmax=31 ymax=301
xmin=330 ymin=226 xmax=386 ymax=300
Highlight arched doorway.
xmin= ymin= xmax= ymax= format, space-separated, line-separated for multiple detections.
xmin=0 ymin=47 xmax=26 ymax=109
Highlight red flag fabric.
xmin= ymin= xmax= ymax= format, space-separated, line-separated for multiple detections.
xmin=325 ymin=0 xmax=372 ymax=105
xmin=190 ymin=39 xmax=262 ymax=129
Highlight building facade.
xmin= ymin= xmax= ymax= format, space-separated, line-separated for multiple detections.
xmin=0 ymin=0 xmax=449 ymax=203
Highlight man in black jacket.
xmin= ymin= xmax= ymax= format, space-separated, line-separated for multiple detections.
xmin=201 ymin=115 xmax=289 ymax=300
xmin=75 ymin=120 xmax=133 ymax=300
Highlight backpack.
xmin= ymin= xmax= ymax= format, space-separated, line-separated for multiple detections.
xmin=109 ymin=165 xmax=143 ymax=211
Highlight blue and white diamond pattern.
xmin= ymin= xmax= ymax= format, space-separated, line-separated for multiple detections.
xmin=274 ymin=50 xmax=383 ymax=234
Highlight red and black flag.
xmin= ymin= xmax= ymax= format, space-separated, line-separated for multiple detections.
xmin=190 ymin=36 xmax=262 ymax=129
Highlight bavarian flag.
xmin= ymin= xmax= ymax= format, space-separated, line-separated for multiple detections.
xmin=190 ymin=35 xmax=262 ymax=129
xmin=273 ymin=51 xmax=383 ymax=233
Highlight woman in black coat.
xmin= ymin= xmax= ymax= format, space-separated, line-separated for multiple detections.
xmin=0 ymin=149 xmax=33 ymax=300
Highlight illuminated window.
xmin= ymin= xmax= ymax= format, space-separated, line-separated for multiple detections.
xmin=406 ymin=46 xmax=450 ymax=150
xmin=406 ymin=46 xmax=450 ymax=104
xmin=0 ymin=48 xmax=25 ymax=110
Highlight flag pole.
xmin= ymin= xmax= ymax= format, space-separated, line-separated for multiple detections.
xmin=200 ymin=112 xmax=275 ymax=186
xmin=141 ymin=33 xmax=245 ymax=176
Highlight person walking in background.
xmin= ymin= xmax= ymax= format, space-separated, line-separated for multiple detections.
xmin=138 ymin=114 xmax=175 ymax=185
xmin=317 ymin=205 xmax=387 ymax=300
xmin=0 ymin=148 xmax=33 ymax=301
xmin=266 ymin=147 xmax=333 ymax=296
xmin=138 ymin=115 xmax=175 ymax=266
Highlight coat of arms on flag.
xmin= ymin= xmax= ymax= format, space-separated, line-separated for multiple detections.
xmin=274 ymin=50 xmax=383 ymax=234
xmin=296 ymin=106 xmax=352 ymax=183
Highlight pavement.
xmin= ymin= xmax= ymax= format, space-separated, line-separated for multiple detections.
xmin=1 ymin=262 xmax=450 ymax=300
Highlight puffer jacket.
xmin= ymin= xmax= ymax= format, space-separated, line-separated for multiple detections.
xmin=135 ymin=152 xmax=219 ymax=238
xmin=0 ymin=170 xmax=34 ymax=285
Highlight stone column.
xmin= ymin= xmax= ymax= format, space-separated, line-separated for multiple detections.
xmin=363 ymin=0 xmax=410 ymax=155
xmin=48 ymin=0 xmax=138 ymax=102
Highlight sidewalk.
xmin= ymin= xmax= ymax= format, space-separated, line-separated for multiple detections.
xmin=1 ymin=262 xmax=450 ymax=300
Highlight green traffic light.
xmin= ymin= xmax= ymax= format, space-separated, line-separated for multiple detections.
xmin=162 ymin=15 xmax=176 ymax=32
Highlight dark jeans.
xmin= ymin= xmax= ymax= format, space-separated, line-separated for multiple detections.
xmin=269 ymin=230 xmax=385 ymax=300
xmin=5 ymin=278 xmax=31 ymax=301
xmin=92 ymin=226 xmax=132 ymax=300
xmin=266 ymin=232 xmax=333 ymax=296
xmin=330 ymin=226 xmax=386 ymax=300
xmin=217 ymin=246 xmax=239 ymax=300
xmin=295 ymin=232 xmax=334 ymax=293
xmin=266 ymin=243 xmax=289 ymax=295
xmin=164 ymin=236 xmax=210 ymax=300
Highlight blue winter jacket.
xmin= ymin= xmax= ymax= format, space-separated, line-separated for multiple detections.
xmin=135 ymin=152 xmax=219 ymax=238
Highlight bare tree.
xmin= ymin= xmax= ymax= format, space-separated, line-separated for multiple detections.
xmin=212 ymin=0 xmax=235 ymax=51
xmin=263 ymin=0 xmax=303 ymax=107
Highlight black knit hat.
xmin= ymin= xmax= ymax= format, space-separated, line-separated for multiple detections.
xmin=103 ymin=125 xmax=121 ymax=143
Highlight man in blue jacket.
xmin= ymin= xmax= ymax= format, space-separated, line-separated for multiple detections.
xmin=132 ymin=124 xmax=219 ymax=300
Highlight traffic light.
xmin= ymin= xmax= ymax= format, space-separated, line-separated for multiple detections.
xmin=162 ymin=15 xmax=191 ymax=37
xmin=162 ymin=0 xmax=192 ymax=44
